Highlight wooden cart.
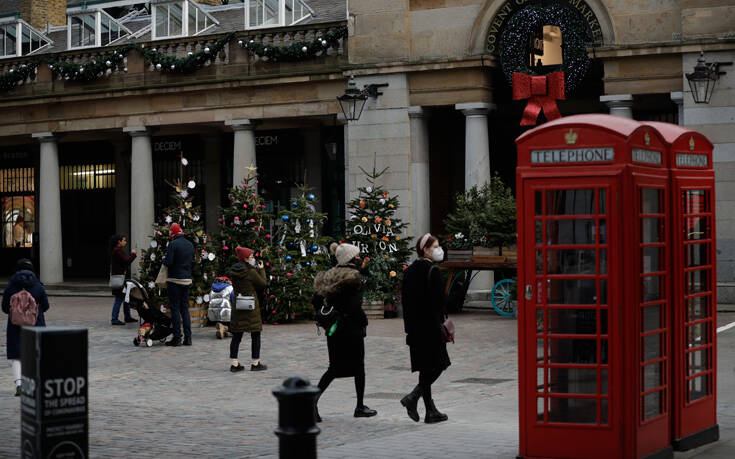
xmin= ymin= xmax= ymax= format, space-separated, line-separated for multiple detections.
xmin=439 ymin=261 xmax=518 ymax=316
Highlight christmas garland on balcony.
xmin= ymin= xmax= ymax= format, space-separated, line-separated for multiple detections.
xmin=238 ymin=25 xmax=347 ymax=62
xmin=0 ymin=25 xmax=347 ymax=92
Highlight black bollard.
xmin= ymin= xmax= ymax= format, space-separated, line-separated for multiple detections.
xmin=273 ymin=376 xmax=321 ymax=459
xmin=20 ymin=327 xmax=88 ymax=459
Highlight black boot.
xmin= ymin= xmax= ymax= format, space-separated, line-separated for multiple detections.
xmin=165 ymin=336 xmax=181 ymax=347
xmin=400 ymin=386 xmax=422 ymax=422
xmin=354 ymin=405 xmax=377 ymax=418
xmin=424 ymin=399 xmax=448 ymax=424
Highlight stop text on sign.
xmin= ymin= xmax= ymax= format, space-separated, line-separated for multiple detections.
xmin=531 ymin=147 xmax=614 ymax=164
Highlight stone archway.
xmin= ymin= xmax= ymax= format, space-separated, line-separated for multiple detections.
xmin=468 ymin=0 xmax=616 ymax=56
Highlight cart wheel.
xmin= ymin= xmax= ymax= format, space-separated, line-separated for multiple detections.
xmin=133 ymin=337 xmax=140 ymax=347
xmin=146 ymin=339 xmax=153 ymax=347
xmin=491 ymin=279 xmax=517 ymax=317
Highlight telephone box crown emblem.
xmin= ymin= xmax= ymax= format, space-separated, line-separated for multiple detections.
xmin=689 ymin=137 xmax=695 ymax=151
xmin=565 ymin=129 xmax=578 ymax=145
xmin=644 ymin=133 xmax=650 ymax=146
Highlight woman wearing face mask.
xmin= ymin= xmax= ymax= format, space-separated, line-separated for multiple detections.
xmin=399 ymin=233 xmax=451 ymax=423
xmin=312 ymin=243 xmax=377 ymax=422
xmin=227 ymin=246 xmax=268 ymax=372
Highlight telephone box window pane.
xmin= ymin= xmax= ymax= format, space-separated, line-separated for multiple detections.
xmin=546 ymin=189 xmax=594 ymax=215
xmin=601 ymin=369 xmax=608 ymax=394
xmin=549 ymin=368 xmax=597 ymax=394
xmin=688 ymin=296 xmax=709 ymax=321
xmin=686 ymin=217 xmax=709 ymax=240
xmin=601 ymin=399 xmax=608 ymax=424
xmin=548 ymin=338 xmax=597 ymax=364
xmin=642 ymin=305 xmax=661 ymax=332
xmin=535 ymin=191 xmax=542 ymax=215
xmin=537 ymin=339 xmax=544 ymax=362
xmin=600 ymin=279 xmax=608 ymax=306
xmin=642 ymin=247 xmax=662 ymax=273
xmin=642 ymin=218 xmax=663 ymax=243
xmin=537 ymin=397 xmax=545 ymax=421
xmin=643 ymin=362 xmax=663 ymax=391
xmin=599 ymin=220 xmax=607 ymax=244
xmin=536 ymin=309 xmax=544 ymax=332
xmin=643 ymin=390 xmax=663 ymax=419
xmin=642 ymin=276 xmax=662 ymax=302
xmin=598 ymin=189 xmax=606 ymax=214
xmin=642 ymin=333 xmax=662 ymax=361
xmin=683 ymin=190 xmax=709 ymax=214
xmin=688 ymin=323 xmax=710 ymax=348
xmin=600 ymin=309 xmax=608 ymax=335
xmin=537 ymin=367 xmax=545 ymax=391
xmin=548 ymin=398 xmax=597 ymax=424
xmin=536 ymin=250 xmax=543 ymax=274
xmin=547 ymin=309 xmax=597 ymax=335
xmin=601 ymin=339 xmax=608 ymax=364
xmin=641 ymin=188 xmax=661 ymax=214
xmin=535 ymin=221 xmax=542 ymax=244
xmin=546 ymin=219 xmax=596 ymax=245
xmin=599 ymin=249 xmax=607 ymax=274
xmin=689 ymin=375 xmax=709 ymax=401
xmin=687 ymin=269 xmax=710 ymax=294
xmin=546 ymin=249 xmax=596 ymax=274
xmin=687 ymin=243 xmax=709 ymax=267
xmin=688 ymin=349 xmax=709 ymax=376
xmin=548 ymin=279 xmax=596 ymax=304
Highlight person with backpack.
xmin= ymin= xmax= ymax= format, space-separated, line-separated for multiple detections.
xmin=312 ymin=243 xmax=377 ymax=422
xmin=109 ymin=234 xmax=138 ymax=325
xmin=1 ymin=258 xmax=49 ymax=396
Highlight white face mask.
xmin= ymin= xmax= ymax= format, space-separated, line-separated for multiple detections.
xmin=248 ymin=259 xmax=257 ymax=267
xmin=431 ymin=247 xmax=444 ymax=262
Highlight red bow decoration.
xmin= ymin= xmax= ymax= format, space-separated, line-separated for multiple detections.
xmin=512 ymin=71 xmax=565 ymax=126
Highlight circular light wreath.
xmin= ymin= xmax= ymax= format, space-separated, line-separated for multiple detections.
xmin=499 ymin=3 xmax=592 ymax=95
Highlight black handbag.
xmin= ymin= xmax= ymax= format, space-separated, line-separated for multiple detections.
xmin=315 ymin=304 xmax=339 ymax=331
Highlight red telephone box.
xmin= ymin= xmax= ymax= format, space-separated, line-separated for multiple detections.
xmin=515 ymin=114 xmax=674 ymax=459
xmin=646 ymin=122 xmax=719 ymax=451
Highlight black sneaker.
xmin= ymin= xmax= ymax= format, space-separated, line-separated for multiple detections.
xmin=15 ymin=386 xmax=21 ymax=397
xmin=230 ymin=364 xmax=245 ymax=373
xmin=354 ymin=405 xmax=377 ymax=418
xmin=111 ymin=319 xmax=125 ymax=326
xmin=183 ymin=337 xmax=192 ymax=346
xmin=165 ymin=337 xmax=181 ymax=347
xmin=250 ymin=363 xmax=268 ymax=371
xmin=124 ymin=317 xmax=137 ymax=323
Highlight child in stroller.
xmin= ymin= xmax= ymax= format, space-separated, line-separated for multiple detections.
xmin=208 ymin=276 xmax=234 ymax=339
xmin=123 ymin=279 xmax=173 ymax=347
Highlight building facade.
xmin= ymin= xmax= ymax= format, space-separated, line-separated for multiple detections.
xmin=0 ymin=0 xmax=734 ymax=301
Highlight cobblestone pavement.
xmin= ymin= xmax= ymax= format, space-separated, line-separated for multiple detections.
xmin=0 ymin=296 xmax=733 ymax=458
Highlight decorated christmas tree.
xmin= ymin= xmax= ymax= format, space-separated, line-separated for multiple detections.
xmin=216 ymin=170 xmax=273 ymax=273
xmin=138 ymin=159 xmax=218 ymax=309
xmin=262 ymin=185 xmax=331 ymax=323
xmin=343 ymin=165 xmax=412 ymax=305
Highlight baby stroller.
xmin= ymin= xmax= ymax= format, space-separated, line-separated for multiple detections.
xmin=208 ymin=277 xmax=233 ymax=339
xmin=122 ymin=279 xmax=173 ymax=347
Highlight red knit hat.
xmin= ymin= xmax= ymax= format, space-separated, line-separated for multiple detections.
xmin=169 ymin=223 xmax=184 ymax=238
xmin=236 ymin=246 xmax=253 ymax=262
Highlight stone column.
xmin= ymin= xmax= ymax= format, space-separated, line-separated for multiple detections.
xmin=456 ymin=103 xmax=494 ymax=190
xmin=32 ymin=132 xmax=63 ymax=284
xmin=408 ymin=106 xmax=430 ymax=240
xmin=600 ymin=94 xmax=634 ymax=119
xmin=124 ymin=127 xmax=154 ymax=277
xmin=202 ymin=135 xmax=222 ymax=234
xmin=455 ymin=103 xmax=495 ymax=296
xmin=671 ymin=91 xmax=684 ymax=125
xmin=226 ymin=119 xmax=256 ymax=187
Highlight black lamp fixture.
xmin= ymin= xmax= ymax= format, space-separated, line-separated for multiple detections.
xmin=686 ymin=51 xmax=732 ymax=104
xmin=337 ymin=75 xmax=389 ymax=121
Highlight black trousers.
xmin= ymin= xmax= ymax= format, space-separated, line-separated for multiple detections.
xmin=230 ymin=331 xmax=261 ymax=359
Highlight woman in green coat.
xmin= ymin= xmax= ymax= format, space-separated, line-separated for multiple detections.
xmin=228 ymin=246 xmax=268 ymax=372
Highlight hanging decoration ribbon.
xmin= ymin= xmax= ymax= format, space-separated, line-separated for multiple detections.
xmin=512 ymin=71 xmax=565 ymax=126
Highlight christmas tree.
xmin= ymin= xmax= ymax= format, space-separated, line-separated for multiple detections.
xmin=216 ymin=169 xmax=273 ymax=273
xmin=262 ymin=185 xmax=331 ymax=323
xmin=344 ymin=165 xmax=412 ymax=305
xmin=138 ymin=158 xmax=218 ymax=310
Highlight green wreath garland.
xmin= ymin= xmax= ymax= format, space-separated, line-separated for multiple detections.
xmin=499 ymin=3 xmax=592 ymax=95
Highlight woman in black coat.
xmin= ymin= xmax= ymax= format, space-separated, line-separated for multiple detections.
xmin=400 ymin=233 xmax=451 ymax=423
xmin=2 ymin=259 xmax=50 ymax=396
xmin=312 ymin=243 xmax=377 ymax=422
xmin=109 ymin=234 xmax=137 ymax=325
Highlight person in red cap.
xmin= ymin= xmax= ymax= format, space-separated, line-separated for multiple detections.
xmin=227 ymin=246 xmax=268 ymax=372
xmin=162 ymin=222 xmax=195 ymax=347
